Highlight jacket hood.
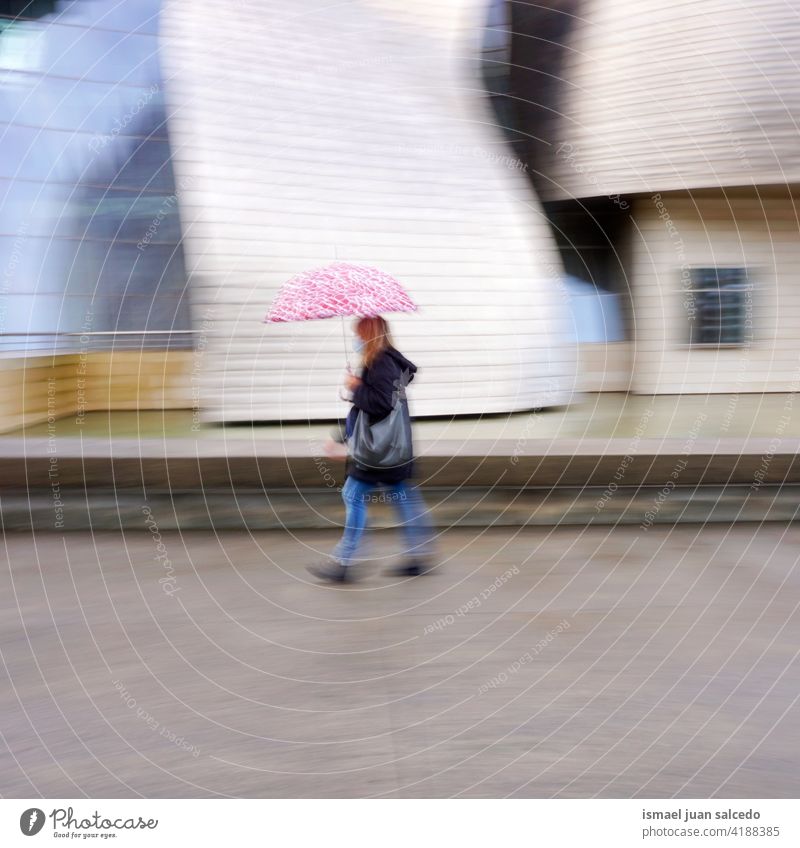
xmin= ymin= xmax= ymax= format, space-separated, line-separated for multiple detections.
xmin=385 ymin=346 xmax=417 ymax=376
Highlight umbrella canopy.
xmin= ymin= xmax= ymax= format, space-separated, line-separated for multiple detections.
xmin=264 ymin=262 xmax=418 ymax=323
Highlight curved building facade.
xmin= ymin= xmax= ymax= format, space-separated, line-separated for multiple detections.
xmin=159 ymin=0 xmax=578 ymax=421
xmin=534 ymin=0 xmax=800 ymax=201
xmin=505 ymin=0 xmax=800 ymax=396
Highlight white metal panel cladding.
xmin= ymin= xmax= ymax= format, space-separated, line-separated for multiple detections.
xmin=629 ymin=189 xmax=799 ymax=394
xmin=539 ymin=0 xmax=800 ymax=201
xmin=159 ymin=0 xmax=578 ymax=421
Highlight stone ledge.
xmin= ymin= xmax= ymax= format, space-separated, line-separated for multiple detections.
xmin=1 ymin=445 xmax=798 ymax=488
xmin=2 ymin=485 xmax=797 ymax=531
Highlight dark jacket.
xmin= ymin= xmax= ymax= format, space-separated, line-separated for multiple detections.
xmin=343 ymin=346 xmax=417 ymax=485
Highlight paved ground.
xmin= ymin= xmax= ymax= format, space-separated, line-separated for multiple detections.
xmin=1 ymin=525 xmax=798 ymax=798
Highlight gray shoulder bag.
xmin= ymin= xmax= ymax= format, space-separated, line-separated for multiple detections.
xmin=349 ymin=369 xmax=413 ymax=471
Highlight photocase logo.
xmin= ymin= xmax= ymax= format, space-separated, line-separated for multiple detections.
xmin=15 ymin=806 xmax=160 ymax=836
xmin=19 ymin=808 xmax=45 ymax=836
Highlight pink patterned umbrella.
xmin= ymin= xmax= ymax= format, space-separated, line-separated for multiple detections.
xmin=263 ymin=262 xmax=418 ymax=323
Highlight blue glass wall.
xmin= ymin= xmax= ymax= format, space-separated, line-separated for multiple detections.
xmin=0 ymin=0 xmax=190 ymax=353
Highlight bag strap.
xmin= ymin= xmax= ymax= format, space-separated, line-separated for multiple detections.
xmin=391 ymin=368 xmax=412 ymax=408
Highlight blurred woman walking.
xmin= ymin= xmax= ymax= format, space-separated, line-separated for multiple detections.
xmin=308 ymin=316 xmax=436 ymax=583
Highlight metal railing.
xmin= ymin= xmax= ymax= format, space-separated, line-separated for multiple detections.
xmin=0 ymin=330 xmax=197 ymax=353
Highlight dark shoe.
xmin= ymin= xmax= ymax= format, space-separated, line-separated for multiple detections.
xmin=307 ymin=561 xmax=351 ymax=583
xmin=385 ymin=558 xmax=434 ymax=577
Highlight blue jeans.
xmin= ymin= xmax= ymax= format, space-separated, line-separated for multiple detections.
xmin=332 ymin=477 xmax=435 ymax=567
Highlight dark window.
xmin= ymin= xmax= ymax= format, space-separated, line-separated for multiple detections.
xmin=684 ymin=268 xmax=752 ymax=347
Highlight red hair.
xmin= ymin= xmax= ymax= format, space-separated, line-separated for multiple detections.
xmin=355 ymin=315 xmax=393 ymax=367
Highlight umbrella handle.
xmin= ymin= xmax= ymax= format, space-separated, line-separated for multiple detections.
xmin=340 ymin=315 xmax=352 ymax=372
